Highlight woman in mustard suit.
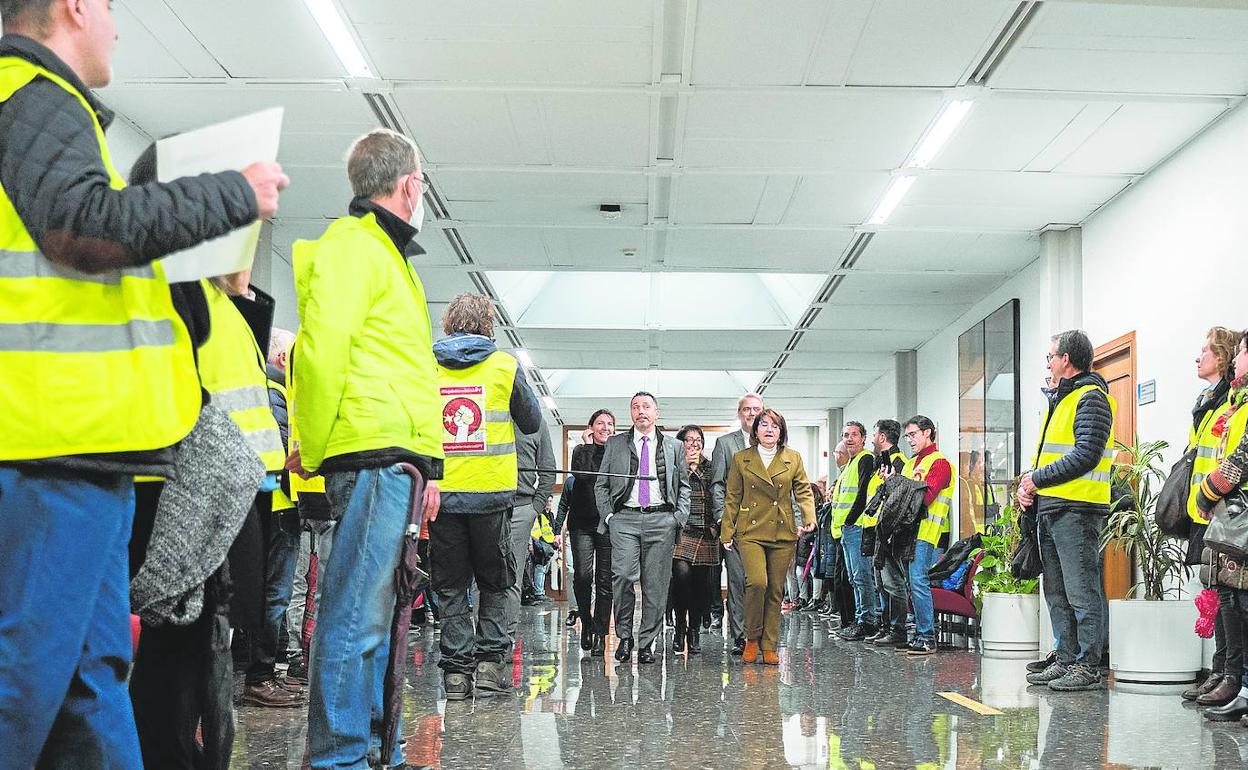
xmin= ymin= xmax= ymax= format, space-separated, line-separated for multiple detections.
xmin=721 ymin=408 xmax=816 ymax=664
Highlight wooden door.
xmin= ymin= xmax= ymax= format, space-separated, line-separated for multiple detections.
xmin=1094 ymin=332 xmax=1137 ymax=601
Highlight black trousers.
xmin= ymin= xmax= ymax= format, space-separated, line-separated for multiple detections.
xmin=671 ymin=559 xmax=710 ymax=631
xmin=708 ymin=561 xmax=724 ymax=622
xmin=129 ymin=569 xmax=234 ymax=770
xmin=570 ymin=529 xmax=612 ymax=635
xmin=1213 ymin=586 xmax=1247 ymax=679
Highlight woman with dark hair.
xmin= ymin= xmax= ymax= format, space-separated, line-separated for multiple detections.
xmin=721 ymin=409 xmax=817 ymax=664
xmin=670 ymin=425 xmax=719 ymax=654
xmin=553 ymin=409 xmax=616 ymax=656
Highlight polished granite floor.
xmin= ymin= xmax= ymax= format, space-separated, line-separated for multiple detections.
xmin=231 ymin=604 xmax=1248 ymax=770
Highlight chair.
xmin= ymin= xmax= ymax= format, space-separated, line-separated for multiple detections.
xmin=931 ymin=551 xmax=983 ymax=648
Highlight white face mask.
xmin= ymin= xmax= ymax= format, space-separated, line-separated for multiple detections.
xmin=409 ymin=190 xmax=425 ymax=233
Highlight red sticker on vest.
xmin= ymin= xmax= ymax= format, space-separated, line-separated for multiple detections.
xmin=441 ymin=385 xmax=486 ymax=453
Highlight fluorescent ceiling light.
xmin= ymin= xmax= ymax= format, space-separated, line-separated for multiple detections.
xmin=867 ymin=176 xmax=916 ymax=226
xmin=515 ymin=349 xmax=535 ymax=369
xmin=910 ymin=99 xmax=973 ymax=169
xmin=542 ymin=396 xmax=557 ymax=411
xmin=302 ymin=0 xmax=373 ymax=78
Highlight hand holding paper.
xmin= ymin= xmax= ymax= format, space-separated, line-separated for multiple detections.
xmin=241 ymin=161 xmax=290 ymax=219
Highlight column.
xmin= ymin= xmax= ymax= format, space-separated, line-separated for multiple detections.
xmin=1040 ymin=226 xmax=1082 ymax=332
xmin=895 ymin=350 xmax=918 ymax=422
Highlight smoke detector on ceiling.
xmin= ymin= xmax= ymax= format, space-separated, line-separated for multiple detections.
xmin=622 ymin=247 xmax=637 ymax=258
xmin=599 ymin=203 xmax=622 ymax=220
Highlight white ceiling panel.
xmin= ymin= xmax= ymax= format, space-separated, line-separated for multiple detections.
xmin=672 ymin=175 xmax=770 ymax=225
xmin=887 ymin=172 xmax=1131 ymax=230
xmin=856 ymin=231 xmax=1038 ymax=275
xmin=691 ymin=1 xmax=831 ymax=85
xmin=436 ymin=170 xmax=648 ymax=225
xmin=344 ymin=0 xmax=654 ymax=83
xmin=399 ymin=90 xmax=651 ymax=167
xmin=781 ymin=173 xmax=895 ymax=226
xmin=457 ymin=227 xmax=650 ymax=270
xmin=1054 ymin=101 xmax=1229 ymax=175
xmin=935 ymin=98 xmax=1090 ymax=172
xmin=162 ymin=0 xmax=346 ymax=79
xmin=665 ymin=228 xmax=856 ymax=272
xmin=277 ymin=166 xmax=355 ymax=220
xmin=811 ymin=303 xmax=969 ymax=332
xmin=828 ymin=272 xmax=1003 ymax=307
xmin=682 ymin=91 xmax=943 ymax=170
xmin=809 ymin=0 xmax=1011 ymax=87
xmin=415 ymin=267 xmax=478 ymax=303
xmin=991 ymin=4 xmax=1248 ymax=96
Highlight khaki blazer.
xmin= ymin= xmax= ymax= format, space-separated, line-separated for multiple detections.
xmin=720 ymin=445 xmax=816 ymax=545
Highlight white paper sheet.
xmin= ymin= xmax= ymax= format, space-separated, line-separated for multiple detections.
xmin=156 ymin=107 xmax=284 ymax=283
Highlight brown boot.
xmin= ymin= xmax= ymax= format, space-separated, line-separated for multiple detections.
xmin=275 ymin=675 xmax=305 ymax=694
xmin=762 ymin=649 xmax=780 ymax=665
xmin=242 ymin=679 xmax=304 ymax=708
xmin=742 ymin=640 xmax=759 ymax=664
xmin=1197 ymin=675 xmax=1241 ymax=707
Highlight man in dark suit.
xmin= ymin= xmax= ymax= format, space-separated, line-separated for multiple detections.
xmin=711 ymin=393 xmax=764 ymax=655
xmin=595 ymin=392 xmax=691 ymax=664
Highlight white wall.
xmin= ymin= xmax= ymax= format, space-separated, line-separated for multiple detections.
xmin=1082 ymin=99 xmax=1248 ymax=462
xmin=844 ymin=369 xmax=897 ymax=428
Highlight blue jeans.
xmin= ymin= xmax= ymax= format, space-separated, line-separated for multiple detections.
xmin=0 ymin=467 xmax=142 ymax=767
xmin=310 ymin=466 xmax=412 ymax=770
xmin=248 ymin=518 xmax=300 ymax=683
xmin=908 ymin=540 xmax=942 ymax=643
xmin=1038 ymin=509 xmax=1107 ymax=666
xmin=841 ymin=525 xmax=879 ymax=626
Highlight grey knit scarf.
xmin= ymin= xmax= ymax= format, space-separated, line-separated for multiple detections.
xmin=130 ymin=403 xmax=265 ymax=626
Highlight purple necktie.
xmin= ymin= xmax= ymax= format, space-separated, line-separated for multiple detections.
xmin=639 ymin=435 xmax=651 ymax=507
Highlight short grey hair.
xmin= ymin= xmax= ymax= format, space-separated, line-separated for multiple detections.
xmin=1051 ymin=329 xmax=1094 ymax=373
xmin=346 ymin=129 xmax=420 ymax=199
xmin=737 ymin=392 xmax=763 ymax=410
xmin=268 ymin=328 xmax=296 ymax=365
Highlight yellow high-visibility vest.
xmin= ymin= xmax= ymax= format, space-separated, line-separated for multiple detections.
xmin=199 ymin=281 xmax=284 ymax=471
xmin=1189 ymin=397 xmax=1233 ymax=525
xmin=0 ymin=57 xmax=198 ymax=461
xmin=285 ymin=339 xmax=325 ymax=499
xmin=1221 ymin=405 xmax=1248 ymax=467
xmin=1032 ymin=384 xmax=1118 ymax=505
xmin=530 ymin=511 xmax=555 ymax=542
xmin=437 ymin=349 xmax=518 ymax=494
xmin=829 ymin=449 xmax=872 ymax=538
xmin=903 ymin=450 xmax=955 ymax=547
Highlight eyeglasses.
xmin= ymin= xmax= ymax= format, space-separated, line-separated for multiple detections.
xmin=682 ymin=438 xmax=703 ymax=446
xmin=903 ymin=430 xmax=922 ymax=439
xmin=1045 ymin=352 xmax=1066 ymax=363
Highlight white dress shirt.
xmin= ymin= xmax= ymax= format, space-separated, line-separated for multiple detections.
xmin=626 ymin=428 xmax=663 ymax=508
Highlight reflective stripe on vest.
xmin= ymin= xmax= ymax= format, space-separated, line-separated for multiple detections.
xmin=285 ymin=338 xmax=325 ymax=498
xmin=199 ymin=281 xmax=284 ymax=471
xmin=1189 ymin=397 xmax=1233 ymax=525
xmin=437 ymin=349 xmax=519 ymax=494
xmin=903 ymin=450 xmax=955 ymax=547
xmin=1032 ymin=384 xmax=1119 ymax=505
xmin=0 ymin=57 xmax=199 ymax=461
xmin=830 ymin=448 xmax=872 ymax=538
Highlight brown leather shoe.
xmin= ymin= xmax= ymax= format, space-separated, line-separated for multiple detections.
xmin=762 ymin=650 xmax=780 ymax=665
xmin=1184 ymin=671 xmax=1223 ymax=701
xmin=742 ymin=640 xmax=759 ymax=664
xmin=1197 ymin=675 xmax=1241 ymax=707
xmin=275 ymin=676 xmax=305 ymax=694
xmin=242 ymin=680 xmax=304 ymax=708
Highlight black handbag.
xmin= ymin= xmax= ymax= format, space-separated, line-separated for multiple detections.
xmin=1155 ymin=447 xmax=1196 ymax=537
xmin=1205 ymin=490 xmax=1248 ymax=560
xmin=1009 ymin=506 xmax=1043 ymax=580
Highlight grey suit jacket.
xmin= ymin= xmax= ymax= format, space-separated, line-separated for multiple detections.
xmin=594 ymin=429 xmax=691 ymax=534
xmin=711 ymin=430 xmax=748 ymax=524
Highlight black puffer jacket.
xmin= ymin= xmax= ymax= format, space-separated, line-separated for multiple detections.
xmin=0 ymin=35 xmax=256 ymax=273
xmin=1033 ymin=371 xmax=1115 ymax=516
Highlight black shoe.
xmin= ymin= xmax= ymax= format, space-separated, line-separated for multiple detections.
xmin=864 ymin=628 xmax=889 ymax=644
xmin=839 ymin=623 xmax=876 ymax=642
xmin=906 ymin=640 xmax=936 ymax=656
xmin=566 ymin=610 xmax=579 ymax=628
xmin=871 ymin=629 xmax=907 ymax=647
xmin=580 ymin=627 xmax=595 ymax=651
xmin=702 ymin=614 xmax=712 ymax=629
xmin=1184 ymin=670 xmax=1224 ymax=701
xmin=731 ymin=636 xmax=746 ymax=656
xmin=1047 ymin=663 xmax=1101 ymax=692
xmin=638 ymin=644 xmax=656 ymax=665
xmin=673 ymin=626 xmax=686 ymax=654
xmin=687 ymin=628 xmax=701 ymax=655
xmin=1205 ymin=696 xmax=1248 ymax=722
xmin=1026 ymin=650 xmax=1058 ymax=674
xmin=473 ymin=661 xmax=512 ymax=696
xmin=443 ymin=672 xmax=473 ymax=701
xmin=615 ymin=638 xmax=634 ymax=662
xmin=591 ymin=635 xmax=606 ymax=658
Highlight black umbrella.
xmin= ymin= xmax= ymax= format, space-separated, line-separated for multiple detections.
xmin=380 ymin=463 xmax=430 ymax=769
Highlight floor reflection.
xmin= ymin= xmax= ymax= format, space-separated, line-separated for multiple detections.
xmin=230 ymin=606 xmax=1248 ymax=769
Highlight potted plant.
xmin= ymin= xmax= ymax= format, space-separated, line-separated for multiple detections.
xmin=1100 ymin=438 xmax=1200 ymax=685
xmin=973 ymin=488 xmax=1042 ymax=656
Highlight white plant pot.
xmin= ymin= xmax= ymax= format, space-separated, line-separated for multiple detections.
xmin=1109 ymin=599 xmax=1201 ymax=685
xmin=981 ymin=592 xmax=1042 ymax=655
